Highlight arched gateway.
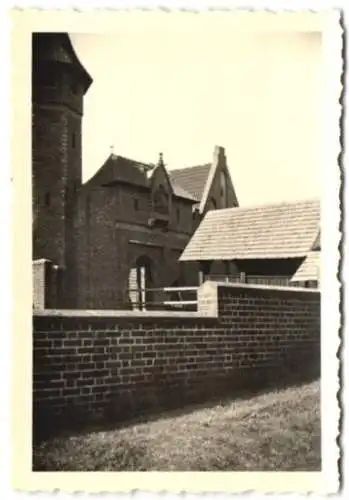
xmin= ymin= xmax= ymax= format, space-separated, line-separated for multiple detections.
xmin=128 ymin=256 xmax=153 ymax=310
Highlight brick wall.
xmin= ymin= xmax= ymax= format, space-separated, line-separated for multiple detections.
xmin=33 ymin=282 xmax=320 ymax=438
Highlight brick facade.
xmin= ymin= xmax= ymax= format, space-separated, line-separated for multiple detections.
xmin=33 ymin=282 xmax=320 ymax=438
xmin=74 ymin=182 xmax=196 ymax=309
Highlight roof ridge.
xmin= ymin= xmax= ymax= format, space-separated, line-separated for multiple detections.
xmin=206 ymin=197 xmax=320 ymax=214
xmin=111 ymin=154 xmax=153 ymax=169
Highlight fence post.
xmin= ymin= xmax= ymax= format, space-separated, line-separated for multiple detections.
xmin=240 ymin=272 xmax=246 ymax=283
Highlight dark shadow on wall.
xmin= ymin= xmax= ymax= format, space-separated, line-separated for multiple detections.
xmin=33 ymin=365 xmax=320 ymax=447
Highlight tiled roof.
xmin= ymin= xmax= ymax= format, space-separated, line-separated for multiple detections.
xmin=84 ymin=154 xmax=198 ymax=202
xmin=171 ymin=182 xmax=199 ymax=202
xmin=180 ymin=198 xmax=320 ymax=261
xmin=291 ymin=251 xmax=320 ymax=283
xmin=32 ymin=33 xmax=93 ymax=92
xmin=85 ymin=155 xmax=149 ymax=189
xmin=169 ymin=164 xmax=211 ymax=201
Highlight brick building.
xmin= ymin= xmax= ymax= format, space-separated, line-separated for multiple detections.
xmin=32 ymin=33 xmax=239 ymax=309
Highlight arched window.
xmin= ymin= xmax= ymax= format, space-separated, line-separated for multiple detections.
xmin=128 ymin=256 xmax=153 ymax=310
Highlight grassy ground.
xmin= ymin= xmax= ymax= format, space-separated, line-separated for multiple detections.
xmin=33 ymin=380 xmax=320 ymax=471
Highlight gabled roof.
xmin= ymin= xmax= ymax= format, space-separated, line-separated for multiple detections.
xmin=148 ymin=154 xmax=175 ymax=196
xmin=169 ymin=164 xmax=211 ymax=201
xmin=83 ymin=154 xmax=198 ymax=202
xmin=83 ymin=154 xmax=149 ymax=190
xmin=198 ymin=146 xmax=239 ymax=213
xmin=168 ymin=146 xmax=239 ymax=213
xmin=291 ymin=251 xmax=320 ymax=283
xmin=180 ymin=198 xmax=320 ymax=261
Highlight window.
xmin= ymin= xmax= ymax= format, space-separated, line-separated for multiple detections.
xmin=153 ymin=184 xmax=169 ymax=215
xmin=220 ymin=170 xmax=228 ymax=207
xmin=176 ymin=208 xmax=180 ymax=223
xmin=134 ymin=199 xmax=139 ymax=211
xmin=72 ymin=132 xmax=76 ymax=148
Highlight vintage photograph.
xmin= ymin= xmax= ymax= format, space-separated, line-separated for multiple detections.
xmin=20 ymin=9 xmax=338 ymax=485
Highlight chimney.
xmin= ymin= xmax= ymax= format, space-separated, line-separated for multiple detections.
xmin=213 ymin=145 xmax=225 ymax=163
xmin=158 ymin=152 xmax=165 ymax=168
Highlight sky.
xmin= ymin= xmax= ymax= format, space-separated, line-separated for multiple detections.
xmin=70 ymin=16 xmax=323 ymax=206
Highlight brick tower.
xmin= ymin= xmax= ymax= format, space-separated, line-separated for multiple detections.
xmin=32 ymin=33 xmax=92 ymax=306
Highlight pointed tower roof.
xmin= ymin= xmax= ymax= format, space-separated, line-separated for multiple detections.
xmin=32 ymin=33 xmax=93 ymax=93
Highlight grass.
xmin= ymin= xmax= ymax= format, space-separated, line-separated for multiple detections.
xmin=33 ymin=380 xmax=320 ymax=471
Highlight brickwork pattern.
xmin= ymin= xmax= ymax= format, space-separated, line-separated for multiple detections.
xmin=33 ymin=283 xmax=320 ymax=436
xmin=74 ymin=185 xmax=194 ymax=309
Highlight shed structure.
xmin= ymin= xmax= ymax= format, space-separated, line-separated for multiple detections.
xmin=180 ymin=198 xmax=321 ymax=287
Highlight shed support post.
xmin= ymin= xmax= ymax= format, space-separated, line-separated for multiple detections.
xmin=198 ymin=261 xmax=212 ymax=285
xmin=224 ymin=261 xmax=230 ymax=282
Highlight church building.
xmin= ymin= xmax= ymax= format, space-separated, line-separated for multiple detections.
xmin=32 ymin=33 xmax=239 ymax=309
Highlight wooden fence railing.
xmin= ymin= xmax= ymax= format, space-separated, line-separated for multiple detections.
xmin=207 ymin=274 xmax=309 ymax=288
xmin=126 ymin=286 xmax=198 ymax=311
xmin=125 ymin=276 xmax=315 ymax=311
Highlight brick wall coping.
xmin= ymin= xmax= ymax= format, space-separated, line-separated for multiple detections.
xmin=33 ymin=258 xmax=52 ymax=265
xmin=206 ymin=281 xmax=320 ymax=294
xmin=33 ymin=308 xmax=203 ymax=318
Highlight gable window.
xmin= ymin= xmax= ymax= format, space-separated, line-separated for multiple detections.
xmin=220 ymin=170 xmax=228 ymax=207
xmin=153 ymin=184 xmax=169 ymax=215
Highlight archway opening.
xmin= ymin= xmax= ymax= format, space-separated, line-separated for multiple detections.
xmin=128 ymin=256 xmax=153 ymax=310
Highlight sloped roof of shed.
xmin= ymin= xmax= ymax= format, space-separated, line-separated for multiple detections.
xmin=311 ymin=231 xmax=321 ymax=250
xmin=180 ymin=198 xmax=321 ymax=261
xmin=290 ymin=251 xmax=320 ymax=282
